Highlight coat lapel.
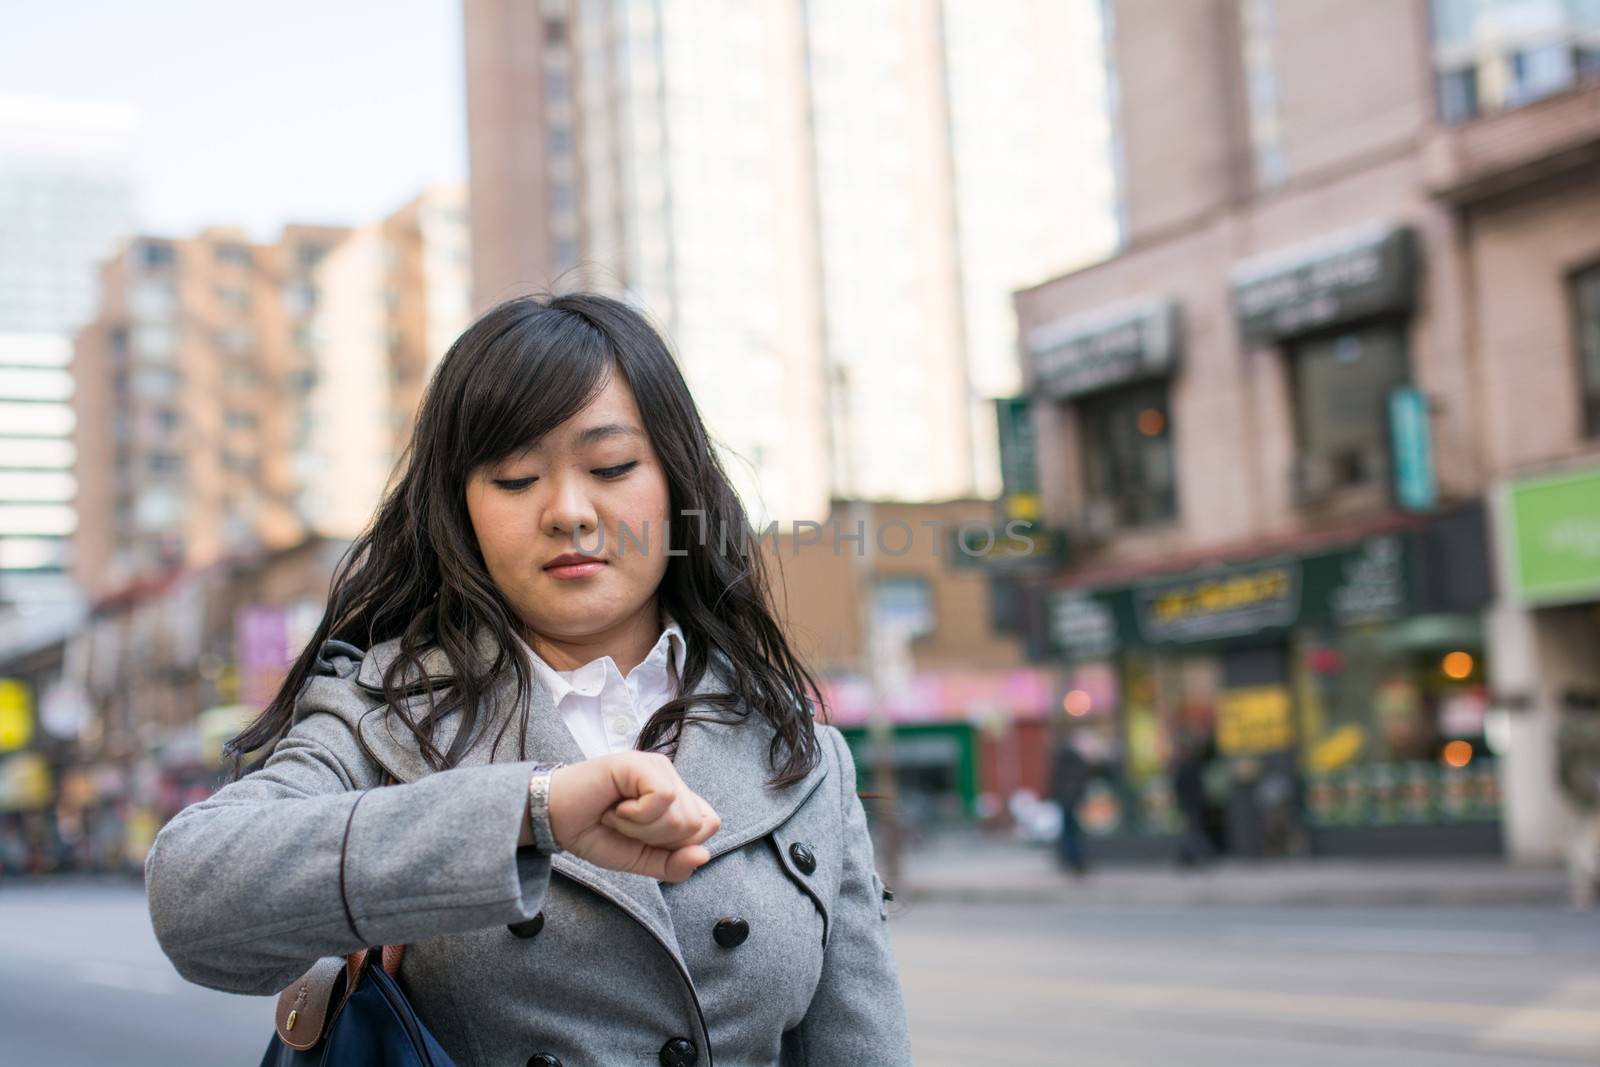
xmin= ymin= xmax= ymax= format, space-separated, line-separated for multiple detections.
xmin=344 ymin=622 xmax=831 ymax=978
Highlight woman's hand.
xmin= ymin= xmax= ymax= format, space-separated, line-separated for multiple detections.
xmin=546 ymin=752 xmax=721 ymax=882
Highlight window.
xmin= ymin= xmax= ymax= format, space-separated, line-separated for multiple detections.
xmin=214 ymin=242 xmax=253 ymax=266
xmin=1573 ymin=262 xmax=1600 ymax=437
xmin=545 ymin=69 xmax=570 ymax=104
xmin=1430 ymin=0 xmax=1600 ymax=122
xmin=138 ymin=242 xmax=176 ymax=270
xmin=1079 ymin=381 xmax=1177 ymax=527
xmin=872 ymin=576 xmax=935 ymax=638
xmin=215 ymin=285 xmax=252 ymax=311
xmin=131 ymin=366 xmax=181 ymax=399
xmin=216 ymin=327 xmax=256 ymax=355
xmin=1289 ymin=324 xmax=1409 ymax=491
xmin=1240 ymin=0 xmax=1287 ymax=188
xmin=132 ymin=323 xmax=178 ymax=361
xmin=224 ymin=409 xmax=258 ymax=431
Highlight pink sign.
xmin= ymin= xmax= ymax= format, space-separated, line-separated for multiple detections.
xmin=816 ymin=667 xmax=1064 ymax=726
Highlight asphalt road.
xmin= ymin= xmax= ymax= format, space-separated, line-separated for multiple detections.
xmin=1 ymin=879 xmax=1596 ymax=1066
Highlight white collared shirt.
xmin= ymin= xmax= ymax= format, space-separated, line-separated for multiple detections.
xmin=517 ymin=617 xmax=688 ymax=760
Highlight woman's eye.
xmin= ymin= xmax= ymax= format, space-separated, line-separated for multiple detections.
xmin=594 ymin=461 xmax=639 ymax=479
xmin=494 ymin=477 xmax=537 ymax=491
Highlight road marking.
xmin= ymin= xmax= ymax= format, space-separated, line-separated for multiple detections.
xmin=1219 ymin=924 xmax=1542 ymax=956
xmin=904 ymin=967 xmax=1600 ymax=1038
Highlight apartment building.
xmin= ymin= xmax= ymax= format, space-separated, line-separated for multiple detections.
xmin=305 ymin=185 xmax=472 ymax=538
xmin=71 ymin=224 xmax=349 ymax=595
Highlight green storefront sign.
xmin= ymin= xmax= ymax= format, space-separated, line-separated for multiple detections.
xmin=995 ymin=396 xmax=1040 ymax=522
xmin=1048 ymin=533 xmax=1414 ymax=657
xmin=1508 ymin=467 xmax=1600 ymax=605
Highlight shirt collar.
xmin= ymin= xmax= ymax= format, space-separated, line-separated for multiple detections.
xmin=519 ymin=614 xmax=689 ymax=701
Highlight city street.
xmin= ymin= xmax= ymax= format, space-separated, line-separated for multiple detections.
xmin=1 ymin=879 xmax=1596 ymax=1065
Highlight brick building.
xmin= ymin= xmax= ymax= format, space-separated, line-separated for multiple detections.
xmin=1012 ymin=0 xmax=1600 ymax=861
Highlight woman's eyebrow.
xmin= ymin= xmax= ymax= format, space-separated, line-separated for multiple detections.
xmin=574 ymin=423 xmax=643 ymax=447
xmin=511 ymin=423 xmax=641 ymax=458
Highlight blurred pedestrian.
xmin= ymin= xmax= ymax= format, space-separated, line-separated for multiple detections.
xmin=140 ymin=293 xmax=912 ymax=1066
xmin=1050 ymin=731 xmax=1094 ymax=876
xmin=1172 ymin=733 xmax=1222 ymax=867
xmin=1555 ymin=689 xmax=1600 ymax=910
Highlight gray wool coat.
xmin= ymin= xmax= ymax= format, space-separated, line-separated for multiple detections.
xmin=144 ymin=627 xmax=915 ymax=1067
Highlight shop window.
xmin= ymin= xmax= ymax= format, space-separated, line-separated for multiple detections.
xmin=1078 ymin=381 xmax=1176 ymax=528
xmin=1573 ymin=262 xmax=1600 ymax=437
xmin=1288 ymin=324 xmax=1409 ymax=499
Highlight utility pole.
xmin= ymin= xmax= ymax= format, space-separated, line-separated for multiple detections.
xmin=833 ymin=364 xmax=902 ymax=883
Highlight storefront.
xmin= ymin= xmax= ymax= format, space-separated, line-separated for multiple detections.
xmin=1493 ymin=464 xmax=1600 ymax=860
xmin=819 ymin=666 xmax=1066 ymax=833
xmin=1046 ymin=506 xmax=1499 ymax=857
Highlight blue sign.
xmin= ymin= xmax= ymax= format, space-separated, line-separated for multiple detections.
xmin=1389 ymin=386 xmax=1437 ymax=512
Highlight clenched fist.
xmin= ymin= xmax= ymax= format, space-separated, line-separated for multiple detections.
xmin=528 ymin=751 xmax=721 ymax=883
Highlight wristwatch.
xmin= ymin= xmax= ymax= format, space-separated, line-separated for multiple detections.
xmin=526 ymin=762 xmax=567 ymax=855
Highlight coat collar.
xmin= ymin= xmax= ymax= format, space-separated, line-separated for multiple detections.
xmin=346 ymin=619 xmax=829 ymax=980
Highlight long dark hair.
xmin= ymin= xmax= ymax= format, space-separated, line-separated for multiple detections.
xmin=226 ymin=292 xmax=825 ymax=787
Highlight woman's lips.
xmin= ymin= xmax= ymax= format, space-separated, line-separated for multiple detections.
xmin=544 ymin=560 xmax=607 ymax=579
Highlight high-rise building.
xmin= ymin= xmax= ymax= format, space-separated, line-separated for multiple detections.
xmin=463 ymin=0 xmax=1120 ymax=523
xmin=0 ymin=96 xmax=135 ymax=607
xmin=306 ymin=185 xmax=473 ymax=537
xmin=72 ymin=224 xmax=349 ymax=595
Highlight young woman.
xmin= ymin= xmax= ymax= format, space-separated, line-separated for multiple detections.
xmin=144 ymin=293 xmax=914 ymax=1066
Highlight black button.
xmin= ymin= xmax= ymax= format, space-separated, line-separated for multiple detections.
xmin=508 ymin=911 xmax=545 ymax=938
xmin=659 ymin=1037 xmax=698 ymax=1067
xmin=789 ymin=841 xmax=816 ymax=875
xmin=528 ymin=1056 xmax=562 ymax=1067
xmin=712 ymin=916 xmax=750 ymax=948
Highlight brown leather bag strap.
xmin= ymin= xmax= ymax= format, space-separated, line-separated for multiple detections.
xmin=275 ymin=778 xmax=410 ymax=1047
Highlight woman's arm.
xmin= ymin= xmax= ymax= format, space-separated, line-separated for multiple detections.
xmin=787 ymin=727 xmax=915 ymax=1065
xmin=144 ymin=707 xmax=553 ymax=996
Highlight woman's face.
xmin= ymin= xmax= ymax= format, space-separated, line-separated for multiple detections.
xmin=465 ymin=370 xmax=672 ymax=651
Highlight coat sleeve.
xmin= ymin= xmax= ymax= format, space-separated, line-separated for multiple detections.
xmin=788 ymin=727 xmax=915 ymax=1065
xmin=144 ymin=688 xmax=553 ymax=997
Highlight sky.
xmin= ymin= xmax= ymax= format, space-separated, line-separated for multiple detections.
xmin=2 ymin=0 xmax=467 ymax=241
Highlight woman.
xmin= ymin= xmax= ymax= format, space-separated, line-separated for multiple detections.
xmin=144 ymin=293 xmax=914 ymax=1066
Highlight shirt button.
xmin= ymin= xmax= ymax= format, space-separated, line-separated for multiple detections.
xmin=608 ymin=714 xmax=633 ymax=735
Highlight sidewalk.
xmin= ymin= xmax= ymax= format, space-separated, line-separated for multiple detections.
xmin=894 ymin=834 xmax=1571 ymax=908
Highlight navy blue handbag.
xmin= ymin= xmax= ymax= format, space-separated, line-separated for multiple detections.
xmin=258 ymin=944 xmax=457 ymax=1067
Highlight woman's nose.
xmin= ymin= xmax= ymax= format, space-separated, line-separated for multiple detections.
xmin=541 ymin=476 xmax=600 ymax=543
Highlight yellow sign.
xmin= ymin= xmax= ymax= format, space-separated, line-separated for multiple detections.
xmin=1150 ymin=569 xmax=1293 ymax=626
xmin=1217 ymin=685 xmax=1294 ymax=756
xmin=0 ymin=679 xmax=33 ymax=752
xmin=0 ymin=752 xmax=51 ymax=811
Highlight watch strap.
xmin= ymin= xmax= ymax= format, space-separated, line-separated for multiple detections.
xmin=527 ymin=762 xmax=566 ymax=855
